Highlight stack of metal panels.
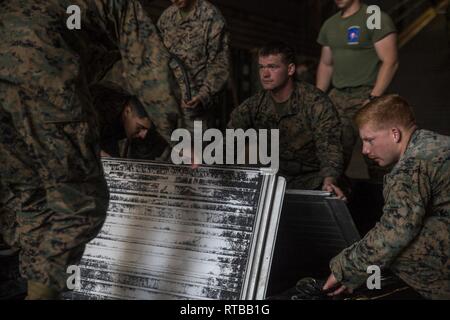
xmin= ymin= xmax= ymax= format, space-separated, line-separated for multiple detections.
xmin=67 ymin=159 xmax=285 ymax=300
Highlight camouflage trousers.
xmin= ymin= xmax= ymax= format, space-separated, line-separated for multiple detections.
xmin=329 ymin=86 xmax=387 ymax=182
xmin=0 ymin=82 xmax=109 ymax=292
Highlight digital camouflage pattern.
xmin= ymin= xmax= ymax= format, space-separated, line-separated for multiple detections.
xmin=0 ymin=0 xmax=181 ymax=292
xmin=328 ymin=86 xmax=372 ymax=168
xmin=0 ymin=0 xmax=180 ymax=145
xmin=0 ymin=84 xmax=109 ymax=291
xmin=329 ymin=86 xmax=388 ymax=180
xmin=228 ymin=81 xmax=344 ymax=190
xmin=157 ymin=0 xmax=230 ymax=130
xmin=330 ymin=129 xmax=450 ymax=299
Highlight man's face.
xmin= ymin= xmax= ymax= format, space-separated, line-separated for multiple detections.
xmin=334 ymin=0 xmax=357 ymax=10
xmin=258 ymin=54 xmax=294 ymax=92
xmin=122 ymin=106 xmax=151 ymax=140
xmin=359 ymin=124 xmax=401 ymax=167
xmin=171 ymin=0 xmax=194 ymax=9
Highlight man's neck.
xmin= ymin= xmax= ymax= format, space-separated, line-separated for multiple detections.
xmin=399 ymin=125 xmax=418 ymax=158
xmin=341 ymin=1 xmax=362 ymax=18
xmin=270 ymin=80 xmax=295 ymax=103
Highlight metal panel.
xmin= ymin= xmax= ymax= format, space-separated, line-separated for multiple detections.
xmin=67 ymin=159 xmax=285 ymax=300
xmin=266 ymin=190 xmax=360 ymax=297
xmin=254 ymin=177 xmax=286 ymax=300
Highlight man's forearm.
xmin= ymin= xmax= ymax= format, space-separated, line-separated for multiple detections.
xmin=316 ymin=62 xmax=333 ymax=92
xmin=198 ymin=63 xmax=230 ymax=108
xmin=371 ymin=60 xmax=399 ymax=97
xmin=198 ymin=26 xmax=230 ymax=108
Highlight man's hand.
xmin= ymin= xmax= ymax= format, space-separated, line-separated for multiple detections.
xmin=176 ymin=146 xmax=201 ymax=169
xmin=323 ymin=273 xmax=353 ymax=297
xmin=322 ymin=177 xmax=347 ymax=201
xmin=181 ymin=96 xmax=203 ymax=110
xmin=100 ymin=150 xmax=111 ymax=158
xmin=189 ymin=147 xmax=201 ymax=169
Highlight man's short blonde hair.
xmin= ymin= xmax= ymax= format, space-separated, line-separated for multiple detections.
xmin=355 ymin=94 xmax=416 ymax=130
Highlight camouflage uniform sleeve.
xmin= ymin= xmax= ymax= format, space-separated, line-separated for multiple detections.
xmin=197 ymin=15 xmax=230 ymax=108
xmin=309 ymin=93 xmax=343 ymax=179
xmin=156 ymin=11 xmax=166 ymax=35
xmin=226 ymin=97 xmax=255 ymax=130
xmin=330 ymin=161 xmax=431 ymax=290
xmin=95 ymin=0 xmax=180 ymax=145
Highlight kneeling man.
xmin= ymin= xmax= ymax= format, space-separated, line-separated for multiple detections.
xmin=324 ymin=94 xmax=450 ymax=299
xmin=228 ymin=42 xmax=345 ymax=197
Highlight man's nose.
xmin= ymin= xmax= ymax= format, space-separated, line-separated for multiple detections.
xmin=137 ymin=129 xmax=148 ymax=139
xmin=362 ymin=143 xmax=370 ymax=155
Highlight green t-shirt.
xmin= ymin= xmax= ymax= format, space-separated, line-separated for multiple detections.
xmin=317 ymin=4 xmax=397 ymax=89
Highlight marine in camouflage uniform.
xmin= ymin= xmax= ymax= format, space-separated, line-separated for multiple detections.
xmin=330 ymin=129 xmax=450 ymax=299
xmin=89 ymin=83 xmax=168 ymax=159
xmin=228 ymin=81 xmax=343 ymax=190
xmin=86 ymin=62 xmax=171 ymax=161
xmin=326 ymin=95 xmax=450 ymax=299
xmin=157 ymin=0 xmax=230 ymax=132
xmin=0 ymin=0 xmax=180 ymax=297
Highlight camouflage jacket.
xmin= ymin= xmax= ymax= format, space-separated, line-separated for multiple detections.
xmin=157 ymin=0 xmax=230 ymax=108
xmin=0 ymin=0 xmax=180 ymax=145
xmin=331 ymin=129 xmax=450 ymax=299
xmin=227 ymin=81 xmax=343 ymax=190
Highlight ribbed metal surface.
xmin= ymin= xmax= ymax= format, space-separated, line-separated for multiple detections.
xmin=68 ymin=159 xmax=283 ymax=300
xmin=267 ymin=190 xmax=360 ymax=296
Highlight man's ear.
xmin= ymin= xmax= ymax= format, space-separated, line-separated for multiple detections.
xmin=124 ymin=104 xmax=132 ymax=116
xmin=392 ymin=127 xmax=401 ymax=143
xmin=288 ymin=63 xmax=296 ymax=77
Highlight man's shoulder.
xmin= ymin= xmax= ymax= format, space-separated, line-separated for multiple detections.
xmin=390 ymin=130 xmax=450 ymax=181
xmin=360 ymin=4 xmax=392 ymax=21
xmin=297 ymin=81 xmax=325 ymax=95
xmin=376 ymin=6 xmax=395 ymax=22
xmin=320 ymin=10 xmax=343 ymax=31
xmin=239 ymin=90 xmax=268 ymax=108
xmin=296 ymin=82 xmax=333 ymax=108
xmin=158 ymin=4 xmax=178 ymax=23
xmin=197 ymin=0 xmax=226 ymax=23
xmin=228 ymin=91 xmax=267 ymax=127
xmin=410 ymin=130 xmax=450 ymax=160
